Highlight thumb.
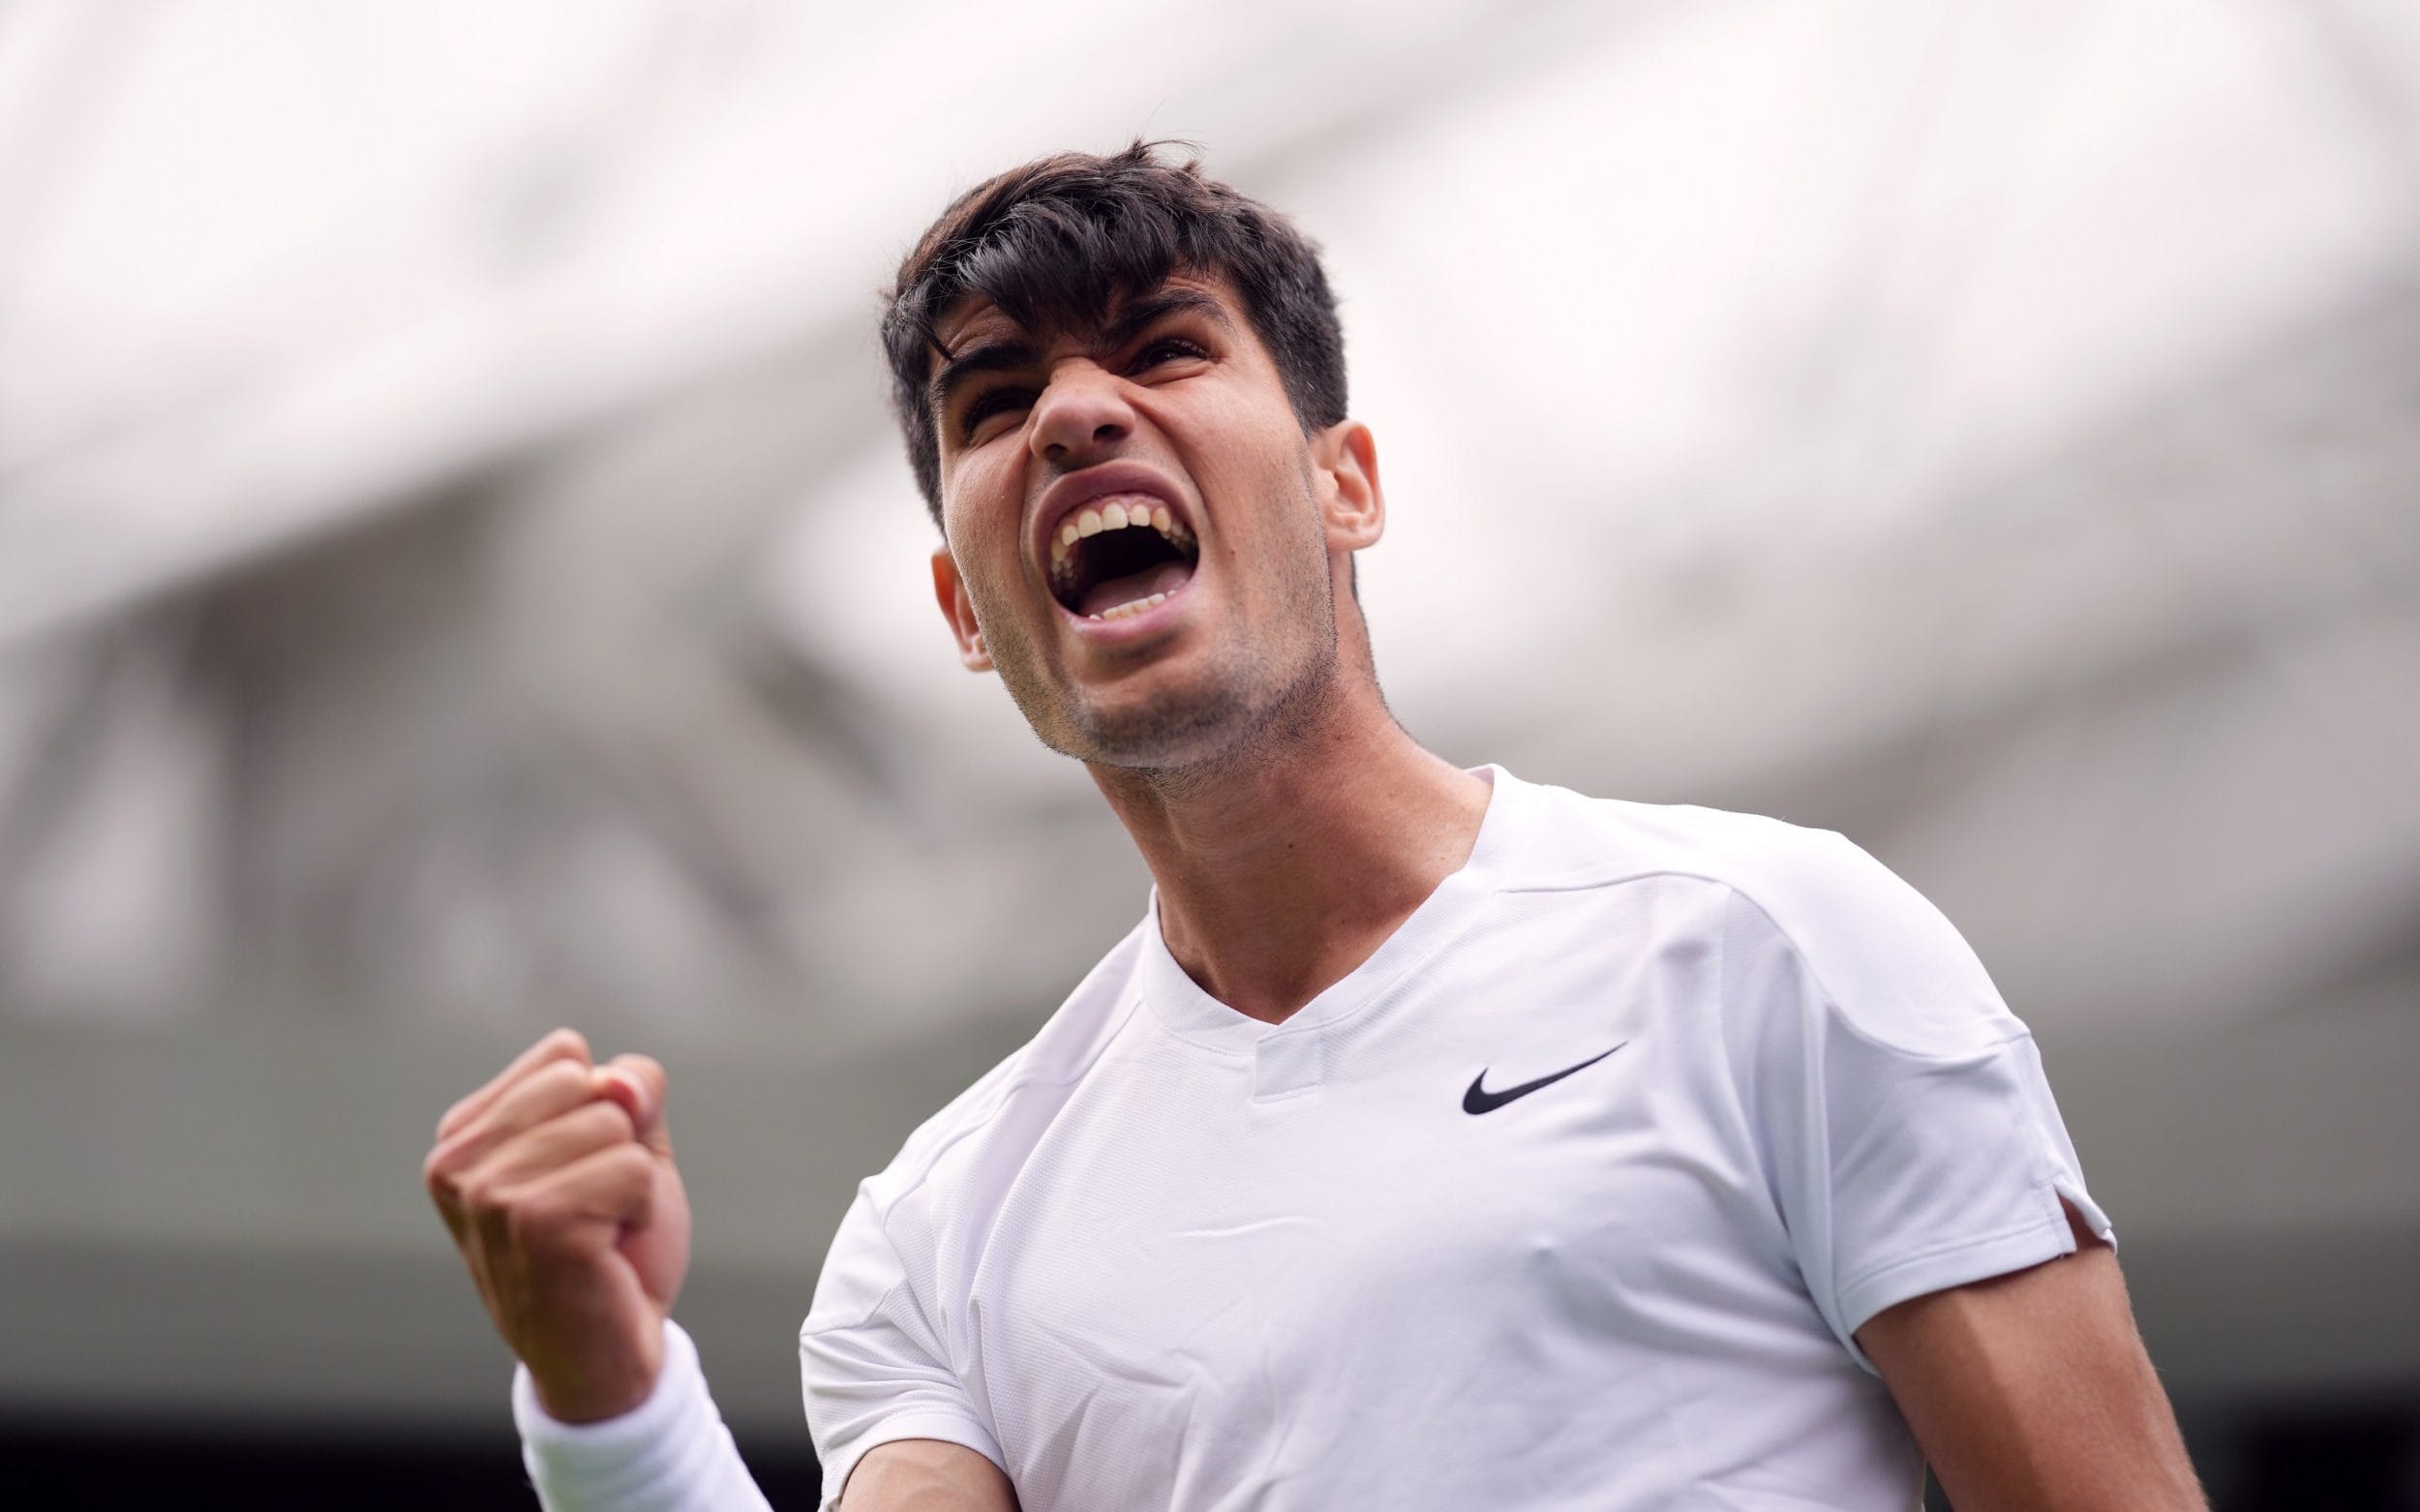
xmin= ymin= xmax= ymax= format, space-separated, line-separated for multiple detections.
xmin=593 ymin=1054 xmax=672 ymax=1155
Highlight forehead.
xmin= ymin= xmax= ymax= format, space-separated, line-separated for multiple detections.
xmin=930 ymin=271 xmax=1242 ymax=357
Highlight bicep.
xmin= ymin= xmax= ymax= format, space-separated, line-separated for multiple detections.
xmin=1856 ymin=1202 xmax=2206 ymax=1511
xmin=840 ymin=1437 xmax=1017 ymax=1512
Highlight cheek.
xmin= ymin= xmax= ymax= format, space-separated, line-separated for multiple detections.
xmin=1177 ymin=403 xmax=1316 ymax=537
xmin=943 ymin=464 xmax=1027 ymax=589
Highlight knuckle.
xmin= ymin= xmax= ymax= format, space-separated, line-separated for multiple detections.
xmin=506 ymin=1194 xmax=578 ymax=1256
xmin=533 ymin=1058 xmax=590 ymax=1099
xmin=590 ymin=1098 xmax=637 ymax=1142
xmin=611 ymin=1143 xmax=654 ymax=1181
xmin=500 ymin=1194 xmax=546 ymax=1245
xmin=456 ymin=1173 xmax=505 ymax=1221
xmin=605 ymin=1148 xmax=657 ymax=1209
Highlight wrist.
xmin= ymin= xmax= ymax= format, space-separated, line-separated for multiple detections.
xmin=514 ymin=1319 xmax=736 ymax=1505
xmin=522 ymin=1314 xmax=668 ymax=1424
xmin=518 ymin=1315 xmax=673 ymax=1429
xmin=530 ymin=1359 xmax=661 ymax=1426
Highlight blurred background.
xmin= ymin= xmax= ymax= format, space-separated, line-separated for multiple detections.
xmin=2 ymin=0 xmax=2416 ymax=1506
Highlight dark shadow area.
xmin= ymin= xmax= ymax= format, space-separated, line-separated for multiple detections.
xmin=2234 ymin=1406 xmax=2420 ymax=1512
xmin=9 ymin=1394 xmax=2420 ymax=1510
xmin=1923 ymin=1393 xmax=2420 ymax=1511
xmin=0 ymin=1419 xmax=822 ymax=1510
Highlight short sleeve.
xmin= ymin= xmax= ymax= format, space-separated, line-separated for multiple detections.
xmin=800 ymin=1182 xmax=1006 ymax=1510
xmin=1717 ymin=832 xmax=2114 ymax=1373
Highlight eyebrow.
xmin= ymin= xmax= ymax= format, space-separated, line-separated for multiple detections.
xmin=926 ymin=287 xmax=1233 ymax=418
xmin=926 ymin=337 xmax=1040 ymax=418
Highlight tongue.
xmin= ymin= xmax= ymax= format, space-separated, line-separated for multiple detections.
xmin=1077 ymin=559 xmax=1194 ymax=619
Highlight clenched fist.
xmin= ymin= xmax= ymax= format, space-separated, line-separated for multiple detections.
xmin=423 ymin=1028 xmax=692 ymax=1423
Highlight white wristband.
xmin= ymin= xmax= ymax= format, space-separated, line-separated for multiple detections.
xmin=512 ymin=1319 xmax=771 ymax=1511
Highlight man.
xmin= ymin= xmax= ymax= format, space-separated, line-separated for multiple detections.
xmin=424 ymin=143 xmax=2207 ymax=1510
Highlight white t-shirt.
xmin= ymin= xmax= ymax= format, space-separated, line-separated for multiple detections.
xmin=519 ymin=767 xmax=2111 ymax=1511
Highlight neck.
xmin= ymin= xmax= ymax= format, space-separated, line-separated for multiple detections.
xmin=1088 ymin=679 xmax=1491 ymax=1025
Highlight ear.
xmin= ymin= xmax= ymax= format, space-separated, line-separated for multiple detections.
xmin=1314 ymin=420 xmax=1384 ymax=554
xmin=930 ymin=546 xmax=993 ymax=673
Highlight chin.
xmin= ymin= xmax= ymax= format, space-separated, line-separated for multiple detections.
xmin=1004 ymin=651 xmax=1228 ymax=763
xmin=1067 ymin=689 xmax=1254 ymax=771
xmin=1051 ymin=642 xmax=1340 ymax=776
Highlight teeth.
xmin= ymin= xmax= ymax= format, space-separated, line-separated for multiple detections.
xmin=1047 ymin=495 xmax=1198 ymax=606
xmin=1093 ymin=591 xmax=1170 ymax=622
xmin=1054 ymin=496 xmax=1193 ymax=551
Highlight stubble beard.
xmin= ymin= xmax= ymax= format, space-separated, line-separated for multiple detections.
xmin=988 ymin=509 xmax=1343 ymax=787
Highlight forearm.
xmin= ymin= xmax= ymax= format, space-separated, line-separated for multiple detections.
xmin=516 ymin=1319 xmax=776 ymax=1512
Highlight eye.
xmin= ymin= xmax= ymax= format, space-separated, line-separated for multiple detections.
xmin=1132 ymin=336 xmax=1208 ymax=372
xmin=959 ymin=387 xmax=1033 ymax=441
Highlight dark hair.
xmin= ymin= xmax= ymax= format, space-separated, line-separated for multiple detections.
xmin=881 ymin=140 xmax=1347 ymax=527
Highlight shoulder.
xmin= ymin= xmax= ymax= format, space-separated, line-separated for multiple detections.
xmin=858 ymin=919 xmax=1154 ymax=1218
xmin=1504 ymin=772 xmax=2020 ymax=1055
xmin=1507 ymin=769 xmax=1891 ymax=923
xmin=1509 ymin=772 xmax=1838 ymax=885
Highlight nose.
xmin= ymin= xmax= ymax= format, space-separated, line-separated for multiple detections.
xmin=1029 ymin=364 xmax=1134 ymax=468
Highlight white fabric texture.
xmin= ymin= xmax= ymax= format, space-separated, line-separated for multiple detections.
xmin=798 ymin=768 xmax=2113 ymax=1510
xmin=514 ymin=1319 xmax=771 ymax=1511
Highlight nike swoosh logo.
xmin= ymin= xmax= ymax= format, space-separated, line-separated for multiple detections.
xmin=1462 ymin=1042 xmax=1628 ymax=1115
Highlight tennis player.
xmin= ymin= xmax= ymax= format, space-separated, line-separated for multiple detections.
xmin=425 ymin=143 xmax=2208 ymax=1511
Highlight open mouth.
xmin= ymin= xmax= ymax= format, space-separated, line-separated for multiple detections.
xmin=1045 ymin=494 xmax=1200 ymax=621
